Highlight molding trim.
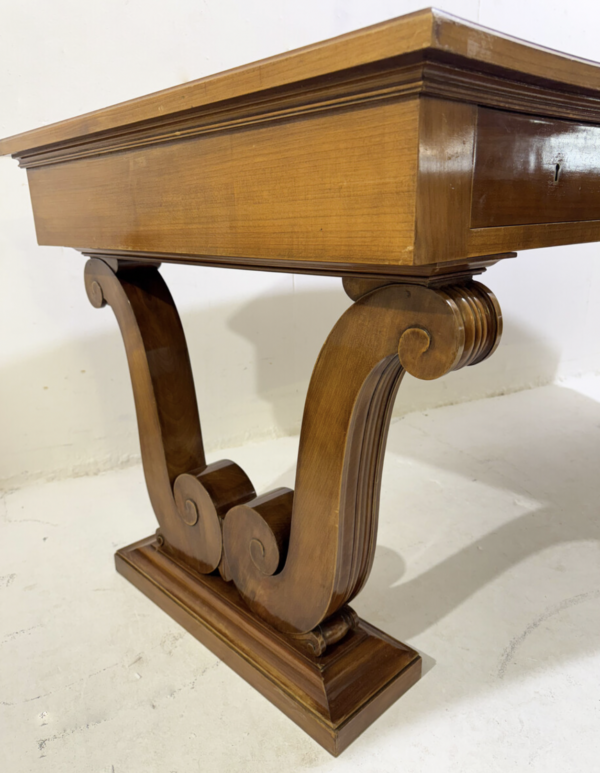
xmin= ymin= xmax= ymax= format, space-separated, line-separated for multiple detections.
xmin=16 ymin=54 xmax=600 ymax=168
xmin=82 ymin=248 xmax=516 ymax=279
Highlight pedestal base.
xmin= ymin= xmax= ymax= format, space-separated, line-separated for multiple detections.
xmin=116 ymin=536 xmax=422 ymax=756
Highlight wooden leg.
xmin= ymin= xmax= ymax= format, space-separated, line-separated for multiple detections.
xmin=84 ymin=258 xmax=256 ymax=577
xmin=85 ymin=259 xmax=502 ymax=755
xmin=223 ymin=279 xmax=502 ymax=635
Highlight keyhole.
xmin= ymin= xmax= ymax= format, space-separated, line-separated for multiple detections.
xmin=554 ymin=163 xmax=561 ymax=184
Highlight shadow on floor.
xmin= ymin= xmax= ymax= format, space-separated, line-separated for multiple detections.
xmin=263 ymin=384 xmax=600 ymax=702
xmin=354 ymin=385 xmax=600 ymax=704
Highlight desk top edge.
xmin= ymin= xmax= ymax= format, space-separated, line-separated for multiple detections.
xmin=3 ymin=7 xmax=600 ymax=157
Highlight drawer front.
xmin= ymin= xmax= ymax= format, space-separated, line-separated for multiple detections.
xmin=471 ymin=108 xmax=600 ymax=228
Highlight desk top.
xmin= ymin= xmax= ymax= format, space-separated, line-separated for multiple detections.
xmin=3 ymin=9 xmax=600 ymax=275
xmin=3 ymin=8 xmax=600 ymax=158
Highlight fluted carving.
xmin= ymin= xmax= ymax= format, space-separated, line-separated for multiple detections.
xmin=223 ymin=280 xmax=502 ymax=634
xmin=87 ymin=259 xmax=501 ymax=645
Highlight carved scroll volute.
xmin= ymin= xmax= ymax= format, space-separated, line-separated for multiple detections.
xmin=223 ymin=281 xmax=502 ymax=635
xmin=84 ymin=258 xmax=255 ymax=575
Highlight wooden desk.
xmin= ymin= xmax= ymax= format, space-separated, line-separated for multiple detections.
xmin=2 ymin=8 xmax=600 ymax=755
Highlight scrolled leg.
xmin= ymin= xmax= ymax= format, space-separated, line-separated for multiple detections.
xmin=223 ymin=279 xmax=502 ymax=635
xmin=84 ymin=258 xmax=256 ymax=575
xmin=95 ymin=266 xmax=499 ymax=752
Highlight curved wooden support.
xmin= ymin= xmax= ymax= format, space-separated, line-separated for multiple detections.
xmin=173 ymin=459 xmax=256 ymax=575
xmin=84 ymin=258 xmax=256 ymax=575
xmin=223 ymin=280 xmax=502 ymax=634
xmin=227 ymin=488 xmax=294 ymax=578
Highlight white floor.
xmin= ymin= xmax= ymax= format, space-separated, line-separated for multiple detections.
xmin=2 ymin=377 xmax=600 ymax=772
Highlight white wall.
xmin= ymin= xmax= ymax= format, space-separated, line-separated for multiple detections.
xmin=2 ymin=0 xmax=600 ymax=488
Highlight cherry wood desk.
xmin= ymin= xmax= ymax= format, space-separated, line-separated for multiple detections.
xmin=3 ymin=8 xmax=600 ymax=756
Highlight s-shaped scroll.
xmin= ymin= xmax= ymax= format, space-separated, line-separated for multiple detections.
xmin=84 ymin=258 xmax=256 ymax=577
xmin=223 ymin=280 xmax=502 ymax=635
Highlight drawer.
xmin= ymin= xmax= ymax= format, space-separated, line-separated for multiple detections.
xmin=471 ymin=107 xmax=600 ymax=228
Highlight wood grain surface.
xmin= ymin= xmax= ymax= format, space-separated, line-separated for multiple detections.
xmin=5 ymin=7 xmax=600 ymax=755
xmin=472 ymin=107 xmax=600 ymax=227
xmin=4 ymin=7 xmax=600 ymax=157
xmin=30 ymin=100 xmax=420 ymax=266
xmin=116 ymin=535 xmax=422 ymax=756
xmin=5 ymin=10 xmax=600 ymax=268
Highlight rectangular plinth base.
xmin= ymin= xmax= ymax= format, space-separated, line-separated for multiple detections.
xmin=116 ymin=535 xmax=422 ymax=756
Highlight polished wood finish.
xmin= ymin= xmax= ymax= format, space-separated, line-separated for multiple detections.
xmin=224 ymin=279 xmax=501 ymax=634
xmin=4 ymin=7 xmax=600 ymax=158
xmin=116 ymin=535 xmax=421 ymax=757
xmin=81 ymin=249 xmax=513 ymax=280
xmin=19 ymin=87 xmax=600 ymax=266
xmin=414 ymin=97 xmax=477 ymax=262
xmin=472 ymin=107 xmax=600 ymax=227
xmin=4 ymin=6 xmax=600 ymax=757
xmin=28 ymin=100 xmax=420 ymax=266
xmin=85 ymin=256 xmax=501 ymax=634
xmin=80 ymin=254 xmax=500 ymax=751
xmin=80 ymin=254 xmax=500 ymax=752
xmin=5 ymin=10 xmax=600 ymax=270
xmin=84 ymin=258 xmax=257 ymax=576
